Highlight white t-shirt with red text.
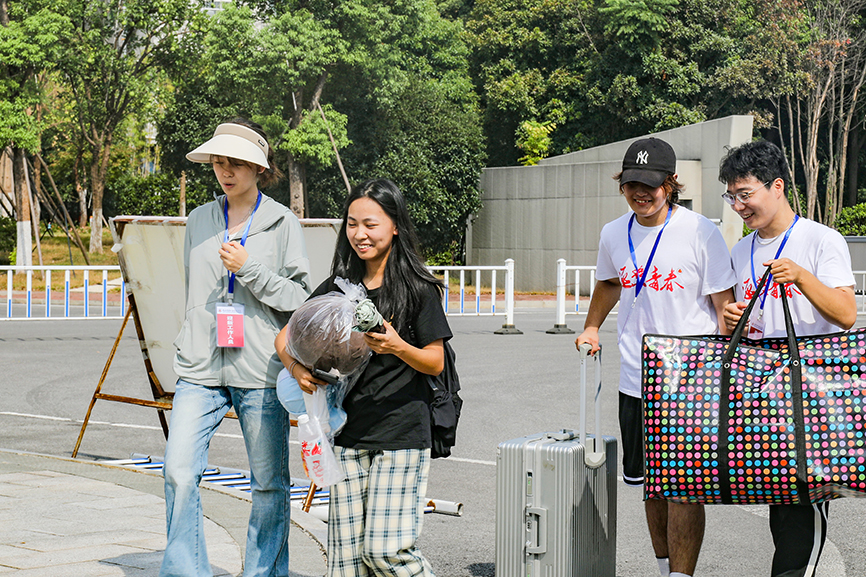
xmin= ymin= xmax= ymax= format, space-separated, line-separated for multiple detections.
xmin=730 ymin=217 xmax=854 ymax=338
xmin=596 ymin=206 xmax=737 ymax=398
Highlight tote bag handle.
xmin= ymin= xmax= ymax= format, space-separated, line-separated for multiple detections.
xmin=718 ymin=266 xmax=810 ymax=504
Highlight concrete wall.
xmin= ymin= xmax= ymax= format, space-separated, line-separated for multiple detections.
xmin=467 ymin=115 xmax=754 ymax=292
xmin=845 ymin=237 xmax=866 ymax=272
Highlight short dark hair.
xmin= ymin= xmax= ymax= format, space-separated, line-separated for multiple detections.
xmin=223 ymin=116 xmax=284 ymax=188
xmin=718 ymin=140 xmax=790 ymax=194
xmin=613 ymin=171 xmax=684 ymax=205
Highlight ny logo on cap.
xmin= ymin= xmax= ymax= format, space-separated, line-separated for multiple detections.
xmin=636 ymin=150 xmax=649 ymax=164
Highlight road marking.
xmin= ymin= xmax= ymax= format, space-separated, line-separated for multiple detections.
xmin=0 ymin=411 xmax=246 ymax=440
xmin=446 ymin=456 xmax=496 ymax=466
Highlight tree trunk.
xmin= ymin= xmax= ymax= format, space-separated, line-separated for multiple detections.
xmin=0 ymin=149 xmax=14 ymax=218
xmin=846 ymin=126 xmax=861 ymax=207
xmin=74 ymin=151 xmax=87 ymax=227
xmin=25 ymin=158 xmax=43 ymax=267
xmin=179 ymin=171 xmax=186 ymax=217
xmin=88 ymin=135 xmax=112 ymax=254
xmin=287 ymin=153 xmax=305 ymax=218
xmin=34 ymin=151 xmax=90 ymax=264
xmin=836 ymin=59 xmax=866 ymax=216
xmin=12 ymin=148 xmax=32 ymax=267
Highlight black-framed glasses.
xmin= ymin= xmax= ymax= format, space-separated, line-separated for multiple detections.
xmin=721 ymin=180 xmax=772 ymax=205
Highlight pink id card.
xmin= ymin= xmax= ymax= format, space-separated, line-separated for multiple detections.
xmin=216 ymin=302 xmax=245 ymax=347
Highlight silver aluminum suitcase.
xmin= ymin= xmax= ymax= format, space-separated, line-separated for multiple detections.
xmin=495 ymin=345 xmax=617 ymax=577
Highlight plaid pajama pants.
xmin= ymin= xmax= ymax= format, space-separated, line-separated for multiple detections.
xmin=327 ymin=447 xmax=434 ymax=577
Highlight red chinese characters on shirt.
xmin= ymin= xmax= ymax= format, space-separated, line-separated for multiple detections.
xmin=742 ymin=278 xmax=802 ymax=300
xmin=619 ymin=266 xmax=685 ymax=292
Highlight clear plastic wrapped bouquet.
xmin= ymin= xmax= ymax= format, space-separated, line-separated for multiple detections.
xmin=277 ymin=277 xmax=385 ymax=440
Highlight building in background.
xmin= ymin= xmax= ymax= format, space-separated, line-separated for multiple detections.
xmin=466 ymin=115 xmax=754 ymax=292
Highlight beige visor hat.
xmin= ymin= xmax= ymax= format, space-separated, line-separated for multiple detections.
xmin=186 ymin=123 xmax=270 ymax=168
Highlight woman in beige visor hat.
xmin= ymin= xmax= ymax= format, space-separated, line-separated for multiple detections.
xmin=161 ymin=118 xmax=312 ymax=577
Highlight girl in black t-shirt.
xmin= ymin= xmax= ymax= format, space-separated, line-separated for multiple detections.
xmin=276 ymin=178 xmax=451 ymax=576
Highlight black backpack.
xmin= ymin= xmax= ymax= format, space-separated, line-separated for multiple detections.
xmin=427 ymin=340 xmax=463 ymax=459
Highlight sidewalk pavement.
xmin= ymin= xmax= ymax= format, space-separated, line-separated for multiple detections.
xmin=0 ymin=449 xmax=327 ymax=577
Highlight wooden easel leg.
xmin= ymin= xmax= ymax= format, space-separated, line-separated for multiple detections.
xmin=157 ymin=409 xmax=170 ymax=440
xmin=71 ymin=306 xmax=132 ymax=458
xmin=302 ymin=483 xmax=318 ymax=513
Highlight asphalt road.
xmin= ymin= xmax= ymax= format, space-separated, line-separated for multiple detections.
xmin=1 ymin=309 xmax=865 ymax=576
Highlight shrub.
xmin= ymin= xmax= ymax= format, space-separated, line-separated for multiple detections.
xmin=0 ymin=217 xmax=16 ymax=265
xmin=834 ymin=203 xmax=866 ymax=236
xmin=105 ymin=172 xmax=211 ymax=217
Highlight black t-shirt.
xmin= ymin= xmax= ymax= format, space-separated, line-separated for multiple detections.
xmin=308 ymin=277 xmax=452 ymax=450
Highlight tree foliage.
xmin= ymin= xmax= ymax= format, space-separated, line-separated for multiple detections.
xmin=155 ymin=0 xmax=483 ymax=258
xmin=51 ymin=0 xmax=205 ymax=252
xmin=0 ymin=1 xmax=64 ymax=152
xmin=834 ymin=202 xmax=866 ymax=235
xmin=516 ymin=120 xmax=555 ymax=165
xmin=10 ymin=0 xmax=866 ymax=263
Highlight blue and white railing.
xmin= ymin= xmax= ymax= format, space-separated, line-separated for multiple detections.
xmin=2 ymin=266 xmax=126 ymax=320
xmin=550 ymin=259 xmax=866 ymax=331
xmin=547 ymin=259 xmax=599 ymax=333
xmin=428 ymin=259 xmax=518 ymax=331
xmin=552 ymin=259 xmax=598 ymax=321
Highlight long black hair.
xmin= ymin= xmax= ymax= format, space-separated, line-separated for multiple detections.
xmin=332 ymin=179 xmax=442 ymax=336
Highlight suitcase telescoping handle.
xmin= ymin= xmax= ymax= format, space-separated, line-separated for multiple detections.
xmin=578 ymin=343 xmax=606 ymax=468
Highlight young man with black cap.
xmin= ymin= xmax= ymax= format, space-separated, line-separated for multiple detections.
xmin=577 ymin=137 xmax=735 ymax=577
xmin=719 ymin=139 xmax=856 ymax=577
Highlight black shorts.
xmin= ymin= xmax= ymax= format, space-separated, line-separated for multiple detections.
xmin=618 ymin=392 xmax=644 ymax=486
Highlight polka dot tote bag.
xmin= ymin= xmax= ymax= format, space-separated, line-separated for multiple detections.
xmin=642 ymin=267 xmax=866 ymax=504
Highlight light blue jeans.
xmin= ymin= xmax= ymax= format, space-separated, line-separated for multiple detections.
xmin=160 ymin=380 xmax=291 ymax=577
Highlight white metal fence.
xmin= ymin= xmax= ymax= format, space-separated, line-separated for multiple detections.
xmin=549 ymin=259 xmax=866 ymax=330
xmin=428 ymin=258 xmax=520 ymax=333
xmin=3 ymin=260 xmax=522 ymax=331
xmin=1 ymin=266 xmax=126 ymax=320
xmin=548 ymin=259 xmax=599 ymax=333
xmin=13 ymin=259 xmax=865 ymax=327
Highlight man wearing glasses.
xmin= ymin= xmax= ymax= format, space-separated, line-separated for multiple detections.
xmin=718 ymin=139 xmax=856 ymax=577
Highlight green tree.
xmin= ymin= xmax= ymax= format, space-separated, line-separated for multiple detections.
xmin=464 ymin=0 xmax=600 ymax=165
xmin=160 ymin=0 xmax=484 ymax=259
xmin=309 ymin=75 xmax=485 ymax=259
xmin=0 ymin=0 xmax=65 ymax=265
xmin=461 ymin=0 xmax=814 ymax=165
xmin=599 ymin=0 xmax=679 ymax=48
xmin=52 ymin=0 xmax=204 ymax=253
xmin=304 ymin=1 xmax=485 ymax=258
xmin=516 ymin=120 xmax=555 ymax=165
xmin=196 ymin=4 xmax=349 ymax=216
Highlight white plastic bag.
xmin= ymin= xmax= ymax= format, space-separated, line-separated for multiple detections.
xmin=303 ymin=386 xmax=331 ymax=437
xmin=297 ymin=413 xmax=345 ymax=487
xmin=276 ymin=369 xmax=353 ymax=440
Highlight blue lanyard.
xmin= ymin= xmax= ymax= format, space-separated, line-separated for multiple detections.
xmin=627 ymin=204 xmax=673 ymax=308
xmin=749 ymin=215 xmax=798 ymax=315
xmin=223 ymin=191 xmax=262 ymax=300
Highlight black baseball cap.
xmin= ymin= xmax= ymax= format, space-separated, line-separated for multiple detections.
xmin=621 ymin=137 xmax=677 ymax=188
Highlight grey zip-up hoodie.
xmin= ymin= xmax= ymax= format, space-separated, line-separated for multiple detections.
xmin=173 ymin=194 xmax=312 ymax=388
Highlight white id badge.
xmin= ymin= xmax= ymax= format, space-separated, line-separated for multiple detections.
xmin=747 ymin=314 xmax=764 ymax=340
xmin=216 ymin=302 xmax=245 ymax=347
